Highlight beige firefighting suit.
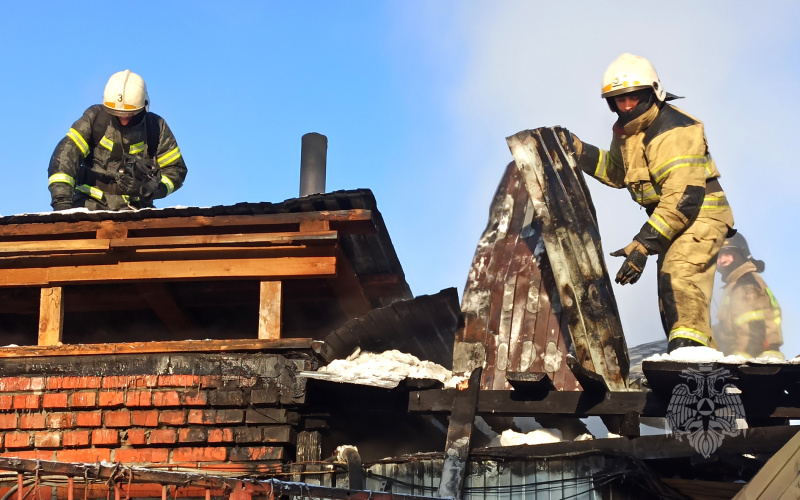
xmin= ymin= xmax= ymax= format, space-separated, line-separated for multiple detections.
xmin=573 ymin=102 xmax=734 ymax=347
xmin=716 ymin=261 xmax=782 ymax=357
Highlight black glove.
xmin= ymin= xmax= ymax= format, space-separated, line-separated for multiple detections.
xmin=116 ymin=172 xmax=140 ymax=196
xmin=610 ymin=241 xmax=648 ymax=285
xmin=139 ymin=167 xmax=162 ymax=200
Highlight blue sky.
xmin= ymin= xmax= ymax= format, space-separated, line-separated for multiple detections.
xmin=1 ymin=1 xmax=798 ymax=358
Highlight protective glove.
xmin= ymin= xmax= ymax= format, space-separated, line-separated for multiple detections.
xmin=116 ymin=171 xmax=140 ymax=196
xmin=609 ymin=240 xmax=648 ymax=285
xmin=139 ymin=167 xmax=162 ymax=200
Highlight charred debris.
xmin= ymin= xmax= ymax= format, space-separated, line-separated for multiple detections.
xmin=0 ymin=130 xmax=797 ymax=500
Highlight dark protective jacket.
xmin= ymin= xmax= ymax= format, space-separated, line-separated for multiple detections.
xmin=48 ymin=105 xmax=187 ymax=210
xmin=717 ymin=261 xmax=783 ymax=357
xmin=572 ymin=102 xmax=734 ymax=255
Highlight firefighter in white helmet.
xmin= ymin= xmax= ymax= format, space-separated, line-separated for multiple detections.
xmin=571 ymin=53 xmax=735 ymax=353
xmin=48 ymin=70 xmax=187 ymax=211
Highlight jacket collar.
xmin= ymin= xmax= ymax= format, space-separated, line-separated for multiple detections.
xmin=613 ymin=103 xmax=660 ymax=136
xmin=722 ymin=261 xmax=757 ymax=286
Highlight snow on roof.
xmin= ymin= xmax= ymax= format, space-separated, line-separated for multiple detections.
xmin=300 ymin=349 xmax=467 ymax=389
xmin=645 ymin=346 xmax=800 ymax=364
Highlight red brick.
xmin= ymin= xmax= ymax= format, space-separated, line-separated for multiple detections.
xmin=187 ymin=409 xmax=218 ymax=425
xmin=70 ymin=392 xmax=97 ymax=408
xmin=29 ymin=378 xmax=45 ymax=390
xmin=92 ymin=429 xmax=120 ymax=446
xmin=98 ymin=391 xmax=125 ymax=407
xmin=104 ymin=411 xmax=131 ymax=428
xmin=75 ymin=411 xmax=102 ymax=427
xmin=159 ymin=410 xmax=187 ymax=426
xmin=34 ymin=432 xmax=61 ymax=448
xmin=42 ymin=393 xmax=69 ymax=409
xmin=172 ymin=447 xmax=227 ymax=462
xmin=2 ymin=450 xmax=55 ymax=460
xmin=19 ymin=413 xmax=47 ymax=430
xmin=199 ymin=376 xmax=223 ymax=389
xmin=207 ymin=428 xmax=234 ymax=443
xmin=48 ymin=377 xmax=102 ymax=390
xmin=62 ymin=430 xmax=90 ymax=447
xmin=125 ymin=391 xmax=152 ymax=407
xmin=158 ymin=375 xmax=200 ymax=387
xmin=148 ymin=429 xmax=177 ymax=445
xmin=0 ymin=377 xmax=29 ymax=392
xmin=177 ymin=427 xmax=207 ymax=443
xmin=229 ymin=446 xmax=283 ymax=461
xmin=102 ymin=376 xmax=135 ymax=389
xmin=57 ymin=448 xmax=111 ymax=463
xmin=47 ymin=412 xmax=76 ymax=429
xmin=216 ymin=409 xmax=244 ymax=424
xmin=126 ymin=428 xmax=148 ymax=446
xmin=115 ymin=448 xmax=169 ymax=464
xmin=0 ymin=395 xmax=13 ymax=410
xmin=13 ymin=394 xmax=40 ymax=410
xmin=0 ymin=434 xmax=3 ymax=447
xmin=5 ymin=432 xmax=32 ymax=449
xmin=131 ymin=410 xmax=159 ymax=427
xmin=152 ymin=391 xmax=181 ymax=407
xmin=182 ymin=390 xmax=208 ymax=406
xmin=0 ymin=413 xmax=19 ymax=429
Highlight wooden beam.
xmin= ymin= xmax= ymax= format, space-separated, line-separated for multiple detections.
xmin=38 ymin=286 xmax=64 ymax=346
xmin=0 ymin=256 xmax=336 ymax=287
xmin=409 ymin=388 xmax=800 ymax=419
xmin=0 ymin=338 xmax=320 ymax=358
xmin=258 ymin=281 xmax=282 ymax=340
xmin=438 ymin=367 xmax=481 ymax=500
xmin=135 ymin=283 xmax=196 ymax=336
xmin=328 ymin=249 xmax=373 ymax=319
xmin=0 ymin=210 xmax=373 ymax=237
xmin=733 ymin=428 xmax=800 ymax=499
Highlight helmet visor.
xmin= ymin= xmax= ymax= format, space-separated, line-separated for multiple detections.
xmin=104 ymin=102 xmax=142 ymax=117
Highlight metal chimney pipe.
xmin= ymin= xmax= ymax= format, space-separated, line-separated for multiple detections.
xmin=299 ymin=133 xmax=327 ymax=197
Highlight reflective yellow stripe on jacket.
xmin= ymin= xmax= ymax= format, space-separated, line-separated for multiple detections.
xmin=76 ymin=185 xmax=104 ymax=201
xmin=67 ymin=128 xmax=90 ymax=157
xmin=161 ymin=176 xmax=175 ymax=195
xmin=594 ymin=149 xmax=610 ymax=183
xmin=646 ymin=213 xmax=677 ymax=240
xmin=129 ymin=142 xmax=145 ymax=155
xmin=651 ymin=155 xmax=710 ymax=183
xmin=48 ymin=173 xmax=75 ymax=187
xmin=99 ymin=136 xmax=114 ymax=151
xmin=701 ymin=194 xmax=730 ymax=210
xmin=157 ymin=147 xmax=181 ymax=167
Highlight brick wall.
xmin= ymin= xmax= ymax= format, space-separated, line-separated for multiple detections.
xmin=0 ymin=351 xmax=314 ymax=473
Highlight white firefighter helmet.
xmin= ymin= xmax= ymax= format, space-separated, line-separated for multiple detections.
xmin=601 ymin=53 xmax=666 ymax=102
xmin=103 ymin=70 xmax=149 ymax=117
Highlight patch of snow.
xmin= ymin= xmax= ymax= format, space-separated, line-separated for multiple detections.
xmin=644 ymin=346 xmax=748 ymax=364
xmin=574 ymin=433 xmax=594 ymax=441
xmin=303 ymin=349 xmax=467 ymax=389
xmin=498 ymin=428 xmax=562 ymax=446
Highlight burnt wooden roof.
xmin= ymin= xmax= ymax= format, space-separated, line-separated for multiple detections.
xmin=0 ymin=189 xmax=413 ymax=346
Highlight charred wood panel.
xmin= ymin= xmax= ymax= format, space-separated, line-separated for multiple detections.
xmin=457 ymin=160 xmax=579 ymax=391
xmin=507 ymin=127 xmax=628 ymax=391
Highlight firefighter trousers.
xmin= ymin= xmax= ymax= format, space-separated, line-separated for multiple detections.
xmin=657 ymin=216 xmax=729 ymax=347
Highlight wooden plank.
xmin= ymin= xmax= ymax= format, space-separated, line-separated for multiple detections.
xmin=733 ymin=428 xmax=800 ymax=499
xmin=438 ymin=367 xmax=481 ymax=500
xmin=0 ymin=232 xmax=337 ymax=255
xmin=38 ymin=286 xmax=64 ymax=346
xmin=0 ymin=210 xmax=373 ymax=237
xmin=0 ymin=256 xmax=337 ymax=287
xmin=0 ymin=338 xmax=319 ymax=358
xmin=95 ymin=221 xmax=127 ymax=239
xmin=258 ymin=281 xmax=282 ymax=340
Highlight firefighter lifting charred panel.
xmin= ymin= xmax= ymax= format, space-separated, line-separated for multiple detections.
xmin=571 ymin=53 xmax=735 ymax=353
xmin=48 ymin=70 xmax=187 ymax=211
